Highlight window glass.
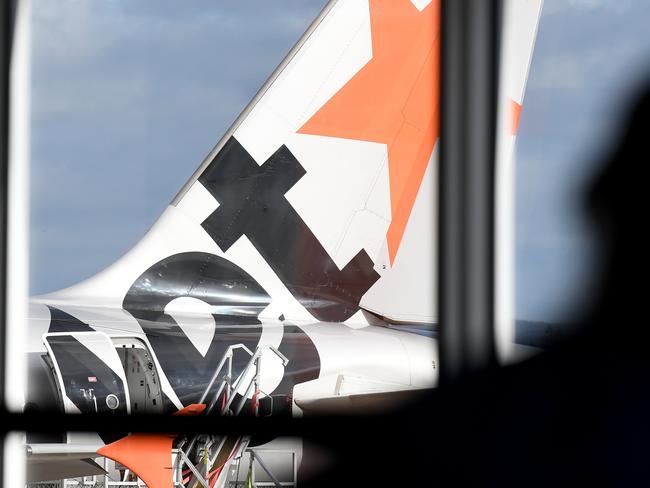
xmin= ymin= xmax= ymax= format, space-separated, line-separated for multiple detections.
xmin=25 ymin=2 xmax=440 ymax=486
xmin=30 ymin=2 xmax=327 ymax=294
xmin=515 ymin=0 xmax=650 ymax=336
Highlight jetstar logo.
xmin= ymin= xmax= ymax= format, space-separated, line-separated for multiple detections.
xmin=198 ymin=137 xmax=380 ymax=322
xmin=299 ymin=0 xmax=440 ymax=264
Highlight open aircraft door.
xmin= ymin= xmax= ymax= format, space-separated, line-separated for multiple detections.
xmin=43 ymin=332 xmax=131 ymax=414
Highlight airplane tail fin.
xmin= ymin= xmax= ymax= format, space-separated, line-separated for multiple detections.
xmin=39 ymin=0 xmax=542 ymax=326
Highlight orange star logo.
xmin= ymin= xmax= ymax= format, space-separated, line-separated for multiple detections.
xmin=299 ymin=0 xmax=440 ymax=265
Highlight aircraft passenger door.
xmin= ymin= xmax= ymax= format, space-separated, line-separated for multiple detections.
xmin=113 ymin=338 xmax=163 ymax=414
xmin=43 ymin=332 xmax=131 ymax=414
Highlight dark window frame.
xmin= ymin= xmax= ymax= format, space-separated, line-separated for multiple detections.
xmin=0 ymin=0 xmax=503 ymax=480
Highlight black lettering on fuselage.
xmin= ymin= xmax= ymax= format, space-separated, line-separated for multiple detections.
xmin=122 ymin=252 xmax=319 ymax=406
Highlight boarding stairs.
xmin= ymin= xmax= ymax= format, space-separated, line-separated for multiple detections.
xmin=171 ymin=343 xmax=290 ymax=488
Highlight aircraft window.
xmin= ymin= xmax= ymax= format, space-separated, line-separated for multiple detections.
xmin=6 ymin=1 xmax=650 ymax=486
xmin=513 ymin=0 xmax=650 ymax=348
xmin=3 ymin=0 xmax=584 ymax=486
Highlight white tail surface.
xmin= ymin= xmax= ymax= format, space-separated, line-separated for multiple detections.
xmin=38 ymin=0 xmax=542 ymax=327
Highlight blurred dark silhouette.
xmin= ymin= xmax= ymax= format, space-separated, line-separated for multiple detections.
xmin=300 ymin=84 xmax=650 ymax=487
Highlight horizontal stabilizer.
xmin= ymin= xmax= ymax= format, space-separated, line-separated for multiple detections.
xmin=26 ymin=443 xmax=106 ymax=482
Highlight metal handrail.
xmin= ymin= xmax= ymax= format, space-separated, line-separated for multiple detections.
xmin=234 ymin=379 xmax=257 ymax=416
xmin=185 ymin=343 xmax=254 ymax=457
xmin=220 ymin=348 xmax=263 ymax=415
xmin=205 ymin=378 xmax=229 ymax=415
xmin=222 ymin=345 xmax=288 ymax=416
xmin=251 ymin=452 xmax=283 ymax=488
xmin=199 ymin=344 xmax=253 ymax=404
xmin=175 ymin=344 xmax=290 ymax=488
xmin=178 ymin=449 xmax=209 ymax=488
